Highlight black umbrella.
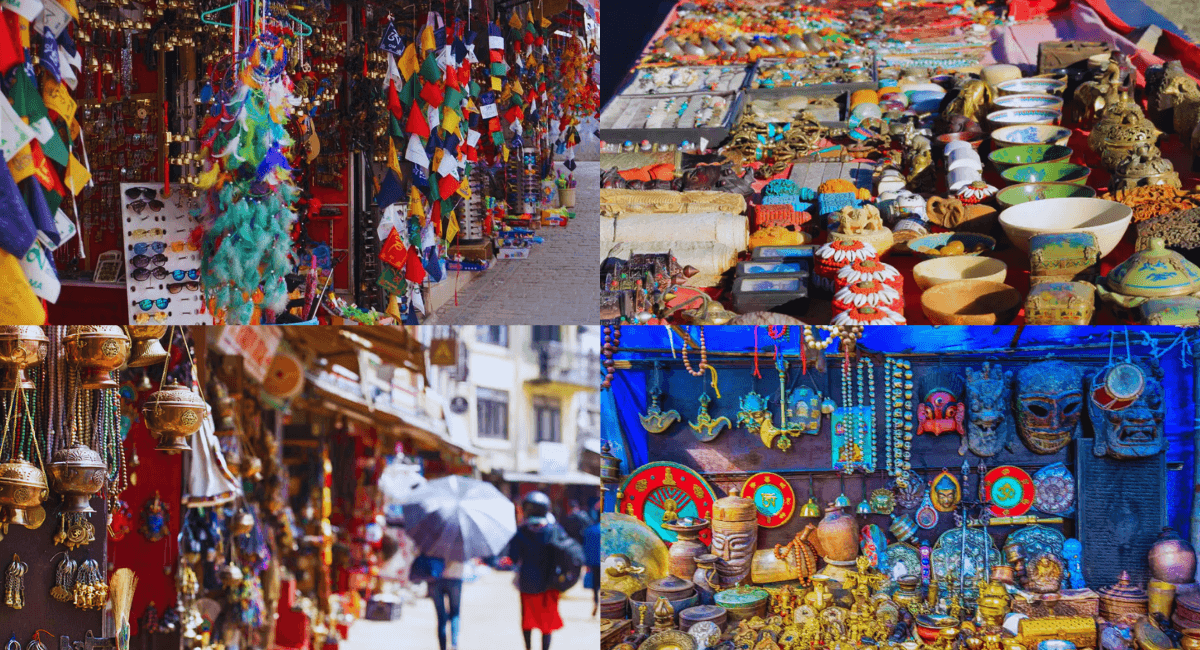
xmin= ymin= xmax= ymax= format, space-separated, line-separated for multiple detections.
xmin=400 ymin=475 xmax=518 ymax=562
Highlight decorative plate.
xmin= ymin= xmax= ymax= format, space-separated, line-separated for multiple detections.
xmin=983 ymin=465 xmax=1035 ymax=517
xmin=1006 ymin=524 xmax=1065 ymax=562
xmin=931 ymin=527 xmax=1000 ymax=590
xmin=1032 ymin=462 xmax=1075 ymax=515
xmin=881 ymin=542 xmax=922 ymax=587
xmin=617 ymin=462 xmax=717 ymax=545
xmin=742 ymin=472 xmax=796 ymax=528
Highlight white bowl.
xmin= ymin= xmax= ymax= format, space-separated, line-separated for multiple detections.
xmin=987 ymin=108 xmax=1061 ymax=128
xmin=995 ymin=77 xmax=1068 ymax=96
xmin=998 ymin=197 xmax=1133 ymax=257
xmin=991 ymin=124 xmax=1073 ymax=148
xmin=913 ymin=256 xmax=1008 ymax=290
xmin=992 ymin=94 xmax=1065 ymax=111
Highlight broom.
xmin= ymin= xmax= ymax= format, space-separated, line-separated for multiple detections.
xmin=108 ymin=569 xmax=138 ymax=650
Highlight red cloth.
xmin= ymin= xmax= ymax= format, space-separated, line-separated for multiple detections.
xmin=520 ymin=591 xmax=563 ymax=633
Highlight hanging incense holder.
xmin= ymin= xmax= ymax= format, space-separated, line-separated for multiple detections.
xmin=639 ymin=361 xmax=680 ymax=433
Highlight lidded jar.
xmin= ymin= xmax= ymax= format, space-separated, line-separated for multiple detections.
xmin=142 ymin=383 xmax=206 ymax=453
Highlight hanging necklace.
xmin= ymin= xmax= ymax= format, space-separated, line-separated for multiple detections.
xmin=681 ymin=327 xmax=708 ymax=377
xmin=601 ymin=324 xmax=621 ymax=389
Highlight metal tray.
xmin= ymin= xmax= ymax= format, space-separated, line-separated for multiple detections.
xmin=599 ymin=91 xmax=745 ymax=147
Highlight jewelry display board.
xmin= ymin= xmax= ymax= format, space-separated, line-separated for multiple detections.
xmin=120 ymin=182 xmax=213 ymax=326
xmin=598 ymin=92 xmax=743 ymax=146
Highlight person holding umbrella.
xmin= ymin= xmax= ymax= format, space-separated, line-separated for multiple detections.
xmin=504 ymin=491 xmax=583 ymax=650
xmin=402 ymin=476 xmax=519 ymax=650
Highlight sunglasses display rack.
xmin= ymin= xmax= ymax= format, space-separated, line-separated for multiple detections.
xmin=121 ymin=182 xmax=212 ymax=325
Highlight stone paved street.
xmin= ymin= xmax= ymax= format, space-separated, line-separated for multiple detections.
xmin=427 ymin=162 xmax=598 ymax=325
xmin=343 ymin=566 xmax=598 ymax=650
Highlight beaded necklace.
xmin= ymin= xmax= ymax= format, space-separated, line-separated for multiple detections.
xmin=681 ymin=327 xmax=708 ymax=377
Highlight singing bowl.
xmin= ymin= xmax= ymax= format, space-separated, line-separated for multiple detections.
xmin=0 ymin=326 xmax=47 ymax=390
xmin=999 ymin=197 xmax=1132 ymax=256
xmin=65 ymin=326 xmax=131 ymax=389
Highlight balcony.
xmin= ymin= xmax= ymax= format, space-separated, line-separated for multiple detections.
xmin=525 ymin=341 xmax=601 ymax=392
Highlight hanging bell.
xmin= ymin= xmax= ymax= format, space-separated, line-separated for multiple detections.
xmin=834 ymin=493 xmax=852 ymax=508
xmin=856 ymin=498 xmax=872 ymax=515
xmin=799 ymin=498 xmax=822 ymax=518
xmin=820 ymin=397 xmax=836 ymax=414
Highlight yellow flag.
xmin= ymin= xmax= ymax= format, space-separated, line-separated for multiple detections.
xmin=508 ymin=11 xmax=523 ymax=28
xmin=501 ymin=144 xmax=509 ymax=163
xmin=0 ymin=251 xmax=45 ymax=325
xmin=42 ymin=79 xmax=77 ymax=130
xmin=16 ymin=18 xmax=29 ymax=49
xmin=387 ymin=137 xmax=402 ymax=177
xmin=64 ymin=154 xmax=91 ymax=195
xmin=444 ymin=212 xmax=459 ymax=243
xmin=8 ymin=145 xmax=34 ymax=184
xmin=430 ymin=148 xmax=444 ymax=175
xmin=59 ymin=0 xmax=79 ymax=21
xmin=442 ymin=108 xmax=461 ymax=136
xmin=541 ymin=16 xmax=551 ymax=29
xmin=408 ymin=186 xmax=425 ymax=219
xmin=419 ymin=26 xmax=436 ymax=54
xmin=490 ymin=76 xmax=502 ymax=91
xmin=399 ymin=44 xmax=419 ymax=79
xmin=456 ymin=176 xmax=472 ymax=200
xmin=512 ymin=80 xmax=524 ymax=96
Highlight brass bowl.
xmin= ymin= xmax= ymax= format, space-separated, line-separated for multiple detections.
xmin=65 ymin=326 xmax=130 ymax=389
xmin=0 ymin=326 xmax=47 ymax=390
xmin=0 ymin=458 xmax=49 ymax=527
xmin=142 ymin=383 xmax=206 ymax=453
xmin=47 ymin=444 xmax=107 ymax=513
xmin=125 ymin=325 xmax=168 ymax=368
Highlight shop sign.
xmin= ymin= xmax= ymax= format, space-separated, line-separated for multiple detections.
xmin=430 ymin=338 xmax=457 ymax=366
xmin=217 ymin=326 xmax=282 ymax=383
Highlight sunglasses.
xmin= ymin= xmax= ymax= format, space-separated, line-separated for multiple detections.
xmin=132 ymin=241 xmax=167 ymax=255
xmin=130 ymin=228 xmax=166 ymax=239
xmin=127 ymin=199 xmax=165 ymax=214
xmin=135 ymin=312 xmax=168 ymax=324
xmin=133 ymin=298 xmax=171 ymax=311
xmin=167 ymin=281 xmax=200 ymax=294
xmin=130 ymin=253 xmax=168 ymax=269
xmin=170 ymin=240 xmax=200 ymax=252
xmin=131 ymin=266 xmax=170 ymax=281
xmin=171 ymin=268 xmax=200 ymax=281
xmin=125 ymin=187 xmax=157 ymax=201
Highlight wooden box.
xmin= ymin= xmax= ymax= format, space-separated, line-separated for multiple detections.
xmin=1038 ymin=41 xmax=1112 ymax=73
xmin=1010 ymin=587 xmax=1100 ymax=618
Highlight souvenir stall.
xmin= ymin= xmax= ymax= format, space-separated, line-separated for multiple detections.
xmin=599 ymin=0 xmax=1200 ymax=327
xmin=0 ymin=0 xmax=597 ymax=326
xmin=0 ymin=325 xmax=201 ymax=650
xmin=599 ymin=325 xmax=1199 ymax=650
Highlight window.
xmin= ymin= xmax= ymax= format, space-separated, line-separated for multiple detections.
xmin=535 ymin=397 xmax=561 ymax=443
xmin=477 ymin=387 xmax=509 ymax=439
xmin=476 ymin=326 xmax=508 ymax=347
xmin=532 ymin=326 xmax=561 ymax=343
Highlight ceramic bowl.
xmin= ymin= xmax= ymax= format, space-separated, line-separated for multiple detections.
xmin=907 ymin=233 xmax=997 ymax=258
xmin=992 ymin=94 xmax=1065 ymax=111
xmin=913 ymin=256 xmax=1008 ymax=290
xmin=987 ymin=108 xmax=1062 ymax=129
xmin=1000 ymin=162 xmax=1090 ymax=186
xmin=995 ymin=77 xmax=1068 ymax=96
xmin=999 ymin=197 xmax=1133 ymax=256
xmin=988 ymin=145 xmax=1073 ymax=171
xmin=991 ymin=124 xmax=1073 ymax=148
xmin=995 ymin=182 xmax=1098 ymax=210
xmin=936 ymin=131 xmax=985 ymax=150
xmin=921 ymin=280 xmax=1021 ymax=325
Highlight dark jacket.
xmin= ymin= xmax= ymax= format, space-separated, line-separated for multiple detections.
xmin=562 ymin=510 xmax=593 ymax=545
xmin=504 ymin=521 xmax=565 ymax=594
xmin=583 ymin=522 xmax=600 ymax=570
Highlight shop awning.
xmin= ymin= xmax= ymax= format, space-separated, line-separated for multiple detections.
xmin=284 ymin=327 xmax=425 ymax=377
xmin=503 ymin=470 xmax=600 ymax=486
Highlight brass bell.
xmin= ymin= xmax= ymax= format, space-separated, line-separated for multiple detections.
xmin=799 ymin=498 xmax=822 ymax=518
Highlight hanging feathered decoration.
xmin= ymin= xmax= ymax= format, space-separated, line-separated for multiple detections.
xmin=196 ymin=33 xmax=300 ymax=324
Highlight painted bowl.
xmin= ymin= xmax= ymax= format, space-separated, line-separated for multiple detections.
xmin=999 ymin=197 xmax=1133 ymax=256
xmin=988 ymin=144 xmax=1073 ymax=171
xmin=995 ymin=77 xmax=1068 ymax=96
xmin=992 ymin=94 xmax=1065 ymax=111
xmin=921 ymin=280 xmax=1022 ymax=325
xmin=991 ymin=124 xmax=1073 ymax=148
xmin=987 ymin=108 xmax=1062 ymax=129
xmin=936 ymin=131 xmax=986 ymax=150
xmin=913 ymin=256 xmax=1008 ymax=290
xmin=907 ymin=233 xmax=997 ymax=258
xmin=995 ymin=182 xmax=1098 ymax=210
xmin=1000 ymin=162 xmax=1090 ymax=186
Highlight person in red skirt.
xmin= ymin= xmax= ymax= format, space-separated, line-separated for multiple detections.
xmin=504 ymin=491 xmax=566 ymax=650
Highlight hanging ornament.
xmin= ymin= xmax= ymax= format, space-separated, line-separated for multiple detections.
xmin=689 ymin=393 xmax=730 ymax=442
xmin=929 ymin=469 xmax=962 ymax=513
xmin=915 ymin=492 xmax=938 ymax=529
xmin=71 ymin=558 xmax=108 ymax=610
xmin=3 ymin=555 xmax=25 ymax=609
xmin=0 ymin=326 xmax=48 ymax=390
xmin=108 ymin=500 xmax=133 ymax=541
xmin=639 ymin=361 xmax=680 ymax=433
xmin=142 ymin=383 xmax=206 ymax=453
xmin=139 ymin=492 xmax=170 ymax=542
xmin=51 ymin=555 xmax=76 ymax=602
xmin=916 ymin=388 xmax=966 ymax=455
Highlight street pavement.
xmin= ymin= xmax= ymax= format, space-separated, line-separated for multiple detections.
xmin=343 ymin=566 xmax=598 ymax=650
xmin=426 ymin=162 xmax=599 ymax=325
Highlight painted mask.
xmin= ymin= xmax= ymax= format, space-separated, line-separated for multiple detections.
xmin=930 ymin=470 xmax=961 ymax=512
xmin=1089 ymin=363 xmax=1166 ymax=459
xmin=964 ymin=361 xmax=1014 ymax=457
xmin=1015 ymin=360 xmax=1083 ymax=454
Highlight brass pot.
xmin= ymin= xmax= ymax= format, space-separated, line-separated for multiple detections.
xmin=142 ymin=383 xmax=206 ymax=453
xmin=893 ymin=576 xmax=923 ymax=611
xmin=1147 ymin=579 xmax=1177 ymax=617
xmin=0 ymin=458 xmax=48 ymax=528
xmin=1181 ymin=629 xmax=1200 ymax=650
xmin=661 ymin=519 xmax=710 ymax=581
xmin=1148 ymin=527 xmax=1197 ymax=584
xmin=47 ymin=444 xmax=107 ymax=513
xmin=65 ymin=326 xmax=130 ymax=389
xmin=0 ymin=326 xmax=47 ymax=390
xmin=125 ymin=326 xmax=168 ymax=368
